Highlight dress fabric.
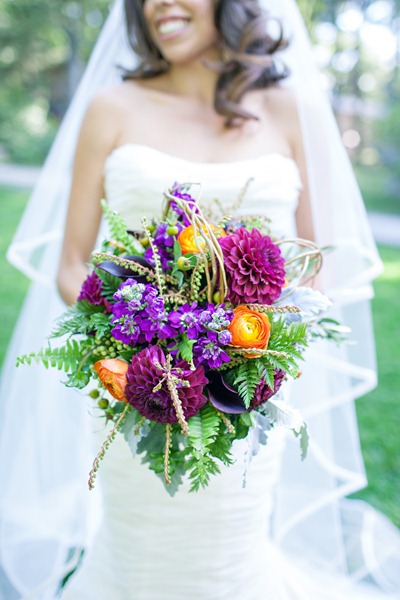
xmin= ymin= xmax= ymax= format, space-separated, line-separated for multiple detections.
xmin=60 ymin=145 xmax=391 ymax=600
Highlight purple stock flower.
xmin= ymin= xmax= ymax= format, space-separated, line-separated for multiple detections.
xmin=199 ymin=304 xmax=233 ymax=331
xmin=219 ymin=228 xmax=286 ymax=305
xmin=77 ymin=271 xmax=107 ymax=308
xmin=111 ymin=279 xmax=173 ymax=345
xmin=168 ymin=303 xmax=203 ymax=339
xmin=170 ymin=184 xmax=198 ymax=226
xmin=125 ymin=345 xmax=208 ymax=423
xmin=144 ymin=222 xmax=184 ymax=270
xmin=193 ymin=334 xmax=231 ymax=369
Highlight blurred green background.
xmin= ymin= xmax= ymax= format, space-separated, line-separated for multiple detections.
xmin=0 ymin=0 xmax=399 ymax=526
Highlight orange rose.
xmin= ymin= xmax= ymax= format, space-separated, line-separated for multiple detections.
xmin=228 ymin=306 xmax=271 ymax=357
xmin=93 ymin=359 xmax=129 ymax=402
xmin=178 ymin=224 xmax=225 ymax=255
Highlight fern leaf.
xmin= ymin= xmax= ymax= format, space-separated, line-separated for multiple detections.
xmin=101 ymin=200 xmax=144 ymax=255
xmin=177 ymin=335 xmax=195 ymax=364
xmin=233 ymin=361 xmax=260 ymax=409
xmin=188 ymin=404 xmax=221 ymax=458
xmin=17 ymin=339 xmax=85 ymax=373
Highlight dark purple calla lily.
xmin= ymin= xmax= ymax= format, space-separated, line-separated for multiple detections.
xmin=206 ymin=372 xmax=248 ymax=414
xmin=96 ymin=255 xmax=153 ymax=282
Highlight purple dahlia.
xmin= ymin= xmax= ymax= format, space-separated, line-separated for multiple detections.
xmin=251 ymin=369 xmax=286 ymax=409
xmin=125 ymin=346 xmax=208 ymax=423
xmin=219 ymin=228 xmax=286 ymax=305
xmin=78 ymin=271 xmax=107 ymax=308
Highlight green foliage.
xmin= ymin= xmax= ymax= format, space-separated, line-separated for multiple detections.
xmin=187 ymin=404 xmax=222 ymax=491
xmin=231 ymin=361 xmax=260 ymax=409
xmin=208 ymin=421 xmax=235 ymax=466
xmin=50 ymin=300 xmax=111 ymax=339
xmin=17 ymin=340 xmax=94 ymax=388
xmin=0 ymin=0 xmax=110 ymax=163
xmin=101 ymin=201 xmax=144 ymax=255
xmin=96 ymin=269 xmax=122 ymax=301
xmin=177 ymin=335 xmax=195 ymax=364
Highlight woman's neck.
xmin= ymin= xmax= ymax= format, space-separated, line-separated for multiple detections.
xmin=165 ymin=55 xmax=220 ymax=106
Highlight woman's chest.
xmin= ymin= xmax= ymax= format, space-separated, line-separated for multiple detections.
xmin=116 ymin=92 xmax=292 ymax=164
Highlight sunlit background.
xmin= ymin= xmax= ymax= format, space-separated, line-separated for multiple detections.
xmin=0 ymin=0 xmax=399 ymax=524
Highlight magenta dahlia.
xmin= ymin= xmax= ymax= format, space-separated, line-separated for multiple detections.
xmin=125 ymin=346 xmax=208 ymax=423
xmin=250 ymin=369 xmax=286 ymax=409
xmin=219 ymin=228 xmax=285 ymax=305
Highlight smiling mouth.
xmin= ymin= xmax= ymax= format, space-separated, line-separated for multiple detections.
xmin=156 ymin=18 xmax=190 ymax=37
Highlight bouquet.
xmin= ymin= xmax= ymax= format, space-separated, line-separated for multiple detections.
xmin=18 ymin=183 xmax=345 ymax=494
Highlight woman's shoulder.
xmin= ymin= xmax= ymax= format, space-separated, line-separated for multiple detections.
xmin=262 ymin=85 xmax=298 ymax=122
xmin=87 ymin=80 xmax=152 ymax=114
xmin=261 ymin=85 xmax=302 ymax=151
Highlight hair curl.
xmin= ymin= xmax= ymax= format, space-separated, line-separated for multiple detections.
xmin=123 ymin=0 xmax=289 ymax=127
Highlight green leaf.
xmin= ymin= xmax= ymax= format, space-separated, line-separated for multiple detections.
xmin=101 ymin=200 xmax=144 ymax=256
xmin=64 ymin=369 xmax=91 ymax=389
xmin=177 ymin=335 xmax=195 ymax=364
xmin=233 ymin=361 xmax=260 ymax=409
xmin=188 ymin=404 xmax=221 ymax=459
xmin=96 ymin=269 xmax=122 ymax=300
xmin=208 ymin=422 xmax=235 ymax=466
xmin=17 ymin=339 xmax=86 ymax=373
xmin=187 ymin=455 xmax=220 ymax=492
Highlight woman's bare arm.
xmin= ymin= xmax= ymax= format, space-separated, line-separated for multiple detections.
xmin=57 ymin=90 xmax=120 ymax=305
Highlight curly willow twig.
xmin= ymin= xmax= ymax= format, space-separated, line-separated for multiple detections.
xmin=276 ymin=238 xmax=323 ymax=302
xmin=163 ymin=185 xmax=228 ymax=302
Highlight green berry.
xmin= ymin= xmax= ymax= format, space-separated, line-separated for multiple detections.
xmin=89 ymin=389 xmax=100 ymax=399
xmin=166 ymin=225 xmax=179 ymax=236
xmin=98 ymin=398 xmax=109 ymax=409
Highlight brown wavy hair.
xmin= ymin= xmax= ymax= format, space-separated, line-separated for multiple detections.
xmin=123 ymin=0 xmax=289 ymax=127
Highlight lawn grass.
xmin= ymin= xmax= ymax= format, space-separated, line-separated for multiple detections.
xmin=351 ymin=246 xmax=400 ymax=525
xmin=355 ymin=164 xmax=400 ymax=215
xmin=0 ymin=184 xmax=399 ymax=526
xmin=0 ymin=187 xmax=30 ymax=364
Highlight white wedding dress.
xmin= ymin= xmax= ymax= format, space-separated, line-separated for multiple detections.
xmin=60 ymin=145 xmax=396 ymax=600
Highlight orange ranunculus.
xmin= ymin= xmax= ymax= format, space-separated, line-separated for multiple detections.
xmin=178 ymin=224 xmax=225 ymax=255
xmin=93 ymin=359 xmax=129 ymax=401
xmin=228 ymin=306 xmax=271 ymax=357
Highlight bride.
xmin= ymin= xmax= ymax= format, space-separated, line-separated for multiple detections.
xmin=1 ymin=0 xmax=399 ymax=598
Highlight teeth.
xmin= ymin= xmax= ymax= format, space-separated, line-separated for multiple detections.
xmin=158 ymin=19 xmax=188 ymax=36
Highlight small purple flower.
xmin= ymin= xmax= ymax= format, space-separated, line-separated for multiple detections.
xmin=199 ymin=305 xmax=233 ymax=331
xmin=144 ymin=222 xmax=184 ymax=270
xmin=111 ymin=279 xmax=171 ymax=345
xmin=111 ymin=315 xmax=140 ymax=346
xmin=193 ymin=337 xmax=231 ymax=370
xmin=170 ymin=184 xmax=198 ymax=226
xmin=218 ymin=330 xmax=232 ymax=345
xmin=168 ymin=303 xmax=203 ymax=339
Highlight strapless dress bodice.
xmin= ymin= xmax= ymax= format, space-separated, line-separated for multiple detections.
xmin=103 ymin=144 xmax=302 ymax=239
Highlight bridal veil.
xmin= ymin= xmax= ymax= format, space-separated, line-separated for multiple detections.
xmin=1 ymin=0 xmax=399 ymax=597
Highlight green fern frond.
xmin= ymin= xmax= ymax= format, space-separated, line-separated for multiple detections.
xmin=17 ymin=338 xmax=85 ymax=372
xmin=51 ymin=310 xmax=111 ymax=340
xmin=256 ymin=361 xmax=275 ymax=389
xmin=188 ymin=455 xmax=220 ymax=492
xmin=188 ymin=404 xmax=221 ymax=458
xmin=101 ymin=200 xmax=144 ymax=255
xmin=233 ymin=361 xmax=260 ymax=409
xmin=96 ymin=269 xmax=122 ymax=300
